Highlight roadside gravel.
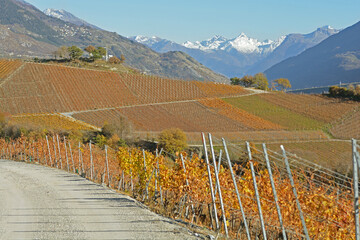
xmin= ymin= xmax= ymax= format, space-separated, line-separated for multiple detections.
xmin=0 ymin=159 xmax=201 ymax=240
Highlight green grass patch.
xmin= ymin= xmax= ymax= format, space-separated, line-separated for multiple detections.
xmin=223 ymin=95 xmax=325 ymax=130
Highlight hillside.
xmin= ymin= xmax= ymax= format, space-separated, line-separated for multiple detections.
xmin=1 ymin=59 xmax=359 ymax=144
xmin=0 ymin=0 xmax=228 ymax=83
xmin=0 ymin=59 xmax=246 ymax=115
xmin=248 ymin=26 xmax=339 ymax=74
xmin=265 ymin=21 xmax=360 ymax=89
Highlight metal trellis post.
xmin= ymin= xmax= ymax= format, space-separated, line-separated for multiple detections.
xmin=64 ymin=136 xmax=69 ymax=172
xmin=52 ymin=136 xmax=58 ymax=168
xmin=353 ymin=139 xmax=360 ymax=240
xmin=89 ymin=140 xmax=93 ymax=180
xmin=201 ymin=132 xmax=219 ymax=230
xmin=208 ymin=133 xmax=228 ymax=237
xmin=105 ymin=145 xmax=110 ymax=187
xmin=280 ymin=145 xmax=310 ymax=240
xmin=69 ymin=142 xmax=75 ymax=173
xmin=46 ymin=136 xmax=52 ymax=166
xmin=262 ymin=143 xmax=287 ymax=240
xmin=222 ymin=138 xmax=251 ymax=240
xmin=246 ymin=141 xmax=267 ymax=240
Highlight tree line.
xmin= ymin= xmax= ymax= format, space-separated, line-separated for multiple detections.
xmin=230 ymin=73 xmax=291 ymax=91
xmin=329 ymin=84 xmax=360 ymax=101
xmin=53 ymin=45 xmax=125 ymax=64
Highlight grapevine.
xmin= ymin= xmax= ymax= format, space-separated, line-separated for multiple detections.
xmin=0 ymin=135 xmax=357 ymax=239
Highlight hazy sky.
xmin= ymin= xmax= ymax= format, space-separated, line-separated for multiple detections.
xmin=25 ymin=0 xmax=360 ymax=43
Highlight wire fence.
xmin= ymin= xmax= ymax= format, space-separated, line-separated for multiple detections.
xmin=0 ymin=134 xmax=359 ymax=239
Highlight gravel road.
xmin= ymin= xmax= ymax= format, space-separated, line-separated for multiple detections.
xmin=0 ymin=159 xmax=201 ymax=240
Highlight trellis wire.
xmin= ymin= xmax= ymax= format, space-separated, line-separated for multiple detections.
xmin=1 ymin=134 xmax=359 ymax=239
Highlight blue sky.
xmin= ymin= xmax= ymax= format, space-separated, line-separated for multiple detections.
xmin=25 ymin=0 xmax=360 ymax=43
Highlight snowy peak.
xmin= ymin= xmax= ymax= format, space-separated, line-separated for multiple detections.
xmin=316 ymin=25 xmax=340 ymax=35
xmin=183 ymin=33 xmax=285 ymax=54
xmin=131 ymin=35 xmax=163 ymax=45
xmin=44 ymin=8 xmax=66 ymax=19
xmin=183 ymin=35 xmax=228 ymax=50
xmin=43 ymin=8 xmax=101 ymax=30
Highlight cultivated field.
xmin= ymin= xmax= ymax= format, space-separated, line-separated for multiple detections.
xmin=0 ymin=59 xmax=23 ymax=80
xmin=330 ymin=106 xmax=360 ymax=139
xmin=224 ymin=95 xmax=325 ymax=130
xmin=11 ymin=113 xmax=98 ymax=131
xmin=0 ymin=60 xmax=249 ymax=114
xmin=1 ymin=59 xmax=360 ymax=239
xmin=259 ymin=92 xmax=359 ymax=123
xmin=1 ymin=59 xmax=359 ymax=146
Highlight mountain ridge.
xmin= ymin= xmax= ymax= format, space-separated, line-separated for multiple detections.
xmin=131 ymin=26 xmax=339 ymax=78
xmin=43 ymin=8 xmax=102 ymax=30
xmin=0 ymin=0 xmax=228 ymax=83
xmin=264 ymin=21 xmax=360 ymax=89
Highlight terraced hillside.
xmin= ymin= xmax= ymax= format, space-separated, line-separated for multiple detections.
xmin=0 ymin=60 xmax=247 ymax=114
xmin=329 ymin=106 xmax=360 ymax=139
xmin=0 ymin=59 xmax=23 ymax=83
xmin=1 ymin=59 xmax=359 ymax=144
xmin=73 ymin=100 xmax=282 ymax=133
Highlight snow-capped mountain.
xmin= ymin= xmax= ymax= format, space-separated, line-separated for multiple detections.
xmin=129 ymin=36 xmax=185 ymax=53
xmin=183 ymin=35 xmax=228 ymax=51
xmin=133 ymin=36 xmax=163 ymax=46
xmin=132 ymin=34 xmax=285 ymax=55
xmin=183 ymin=34 xmax=285 ymax=55
xmin=43 ymin=8 xmax=101 ymax=30
xmin=131 ymin=26 xmax=339 ymax=77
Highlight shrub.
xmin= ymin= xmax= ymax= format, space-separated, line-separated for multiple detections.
xmin=101 ymin=117 xmax=132 ymax=140
xmin=94 ymin=134 xmax=107 ymax=148
xmin=158 ymin=128 xmax=188 ymax=154
xmin=109 ymin=56 xmax=121 ymax=64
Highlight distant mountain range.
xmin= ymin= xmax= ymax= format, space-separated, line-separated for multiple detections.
xmin=130 ymin=26 xmax=339 ymax=78
xmin=265 ymin=21 xmax=360 ymax=89
xmin=1 ymin=0 xmax=359 ymax=89
xmin=0 ymin=0 xmax=228 ymax=83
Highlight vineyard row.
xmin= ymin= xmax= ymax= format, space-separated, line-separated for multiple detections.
xmin=0 ymin=61 xmax=248 ymax=115
xmin=0 ymin=134 xmax=358 ymax=239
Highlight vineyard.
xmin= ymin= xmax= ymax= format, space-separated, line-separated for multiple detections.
xmin=330 ymin=106 xmax=360 ymax=139
xmin=72 ymin=100 xmax=285 ymax=132
xmin=224 ymin=95 xmax=325 ymax=130
xmin=1 ymin=60 xmax=359 ymax=149
xmin=0 ymin=59 xmax=23 ymax=81
xmin=184 ymin=130 xmax=329 ymax=145
xmin=258 ymin=92 xmax=359 ymax=123
xmin=265 ymin=140 xmax=353 ymax=174
xmin=199 ymin=98 xmax=284 ymax=130
xmin=0 ymin=61 xmax=249 ymax=115
xmin=11 ymin=113 xmax=98 ymax=131
xmin=1 ymin=134 xmax=359 ymax=239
